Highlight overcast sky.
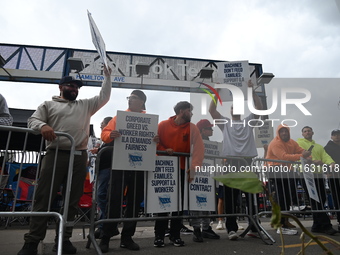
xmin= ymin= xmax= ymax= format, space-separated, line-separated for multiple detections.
xmin=1 ymin=0 xmax=340 ymax=153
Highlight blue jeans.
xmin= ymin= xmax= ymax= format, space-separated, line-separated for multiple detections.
xmin=96 ymin=168 xmax=110 ymax=228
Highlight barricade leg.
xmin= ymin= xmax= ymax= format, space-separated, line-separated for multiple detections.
xmin=302 ymin=178 xmax=332 ymax=231
xmin=329 ymin=178 xmax=340 ymax=230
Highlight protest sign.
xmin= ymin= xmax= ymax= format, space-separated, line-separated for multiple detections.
xmin=87 ymin=10 xmax=108 ymax=68
xmin=146 ymin=156 xmax=179 ymax=213
xmin=202 ymin=140 xmax=224 ymax=183
xmin=184 ymin=158 xmax=216 ymax=211
xmin=203 ymin=140 xmax=222 ymax=157
xmin=254 ymin=121 xmax=274 ymax=148
xmin=87 ymin=135 xmax=98 ymax=183
xmin=301 ymin=157 xmax=320 ymax=203
xmin=215 ymin=60 xmax=251 ymax=101
xmin=112 ymin=111 xmax=158 ymax=171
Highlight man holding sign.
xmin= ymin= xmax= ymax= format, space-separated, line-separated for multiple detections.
xmin=153 ymin=101 xmax=204 ymax=248
xmin=297 ymin=126 xmax=337 ymax=235
xmin=209 ymin=80 xmax=263 ymax=240
xmin=99 ymin=90 xmax=149 ymax=252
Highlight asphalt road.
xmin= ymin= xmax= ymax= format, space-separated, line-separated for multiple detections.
xmin=2 ymin=217 xmax=340 ymax=255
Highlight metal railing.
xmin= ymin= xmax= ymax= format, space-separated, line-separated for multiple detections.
xmin=6 ymin=128 xmax=339 ymax=254
xmin=0 ymin=125 xmax=77 ymax=255
xmin=251 ymin=158 xmax=340 ymax=219
xmin=86 ymin=151 xmax=273 ymax=254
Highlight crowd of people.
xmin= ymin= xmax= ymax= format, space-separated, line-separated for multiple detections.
xmin=1 ymin=74 xmax=339 ymax=255
xmin=266 ymin=125 xmax=340 ymax=236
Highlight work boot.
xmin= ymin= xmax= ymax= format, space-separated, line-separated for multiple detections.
xmin=99 ymin=236 xmax=110 ymax=253
xmin=52 ymin=240 xmax=77 ymax=254
xmin=193 ymin=227 xmax=203 ymax=242
xmin=202 ymin=226 xmax=220 ymax=239
xmin=120 ymin=236 xmax=140 ymax=250
xmin=17 ymin=242 xmax=39 ymax=255
xmin=94 ymin=228 xmax=103 ymax=239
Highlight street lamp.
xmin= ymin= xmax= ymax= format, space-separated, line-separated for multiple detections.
xmin=67 ymin=57 xmax=85 ymax=82
xmin=67 ymin=58 xmax=85 ymax=73
xmin=257 ymin=72 xmax=274 ymax=84
xmin=136 ymin=63 xmax=150 ymax=84
xmin=199 ymin=67 xmax=214 ymax=79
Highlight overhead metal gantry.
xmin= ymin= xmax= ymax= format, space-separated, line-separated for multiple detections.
xmin=0 ymin=43 xmax=266 ymax=96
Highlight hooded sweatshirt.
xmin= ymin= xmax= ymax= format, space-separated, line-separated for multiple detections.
xmin=266 ymin=124 xmax=305 ymax=164
xmin=157 ymin=116 xmax=204 ymax=172
xmin=28 ymin=76 xmax=111 ymax=150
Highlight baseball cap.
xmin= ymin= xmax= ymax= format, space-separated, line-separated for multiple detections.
xmin=131 ymin=90 xmax=147 ymax=110
xmin=196 ymin=119 xmax=213 ymax=131
xmin=331 ymin=129 xmax=340 ymax=136
xmin=59 ymin=76 xmax=83 ymax=88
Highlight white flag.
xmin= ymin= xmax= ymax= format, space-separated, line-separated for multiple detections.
xmin=87 ymin=10 xmax=108 ymax=68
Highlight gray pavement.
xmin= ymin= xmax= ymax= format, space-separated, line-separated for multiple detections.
xmin=1 ymin=217 xmax=340 ymax=255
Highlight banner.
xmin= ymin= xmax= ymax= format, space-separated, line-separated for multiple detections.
xmin=146 ymin=156 xmax=179 ymax=213
xmin=112 ymin=111 xmax=158 ymax=171
xmin=87 ymin=10 xmax=108 ymax=68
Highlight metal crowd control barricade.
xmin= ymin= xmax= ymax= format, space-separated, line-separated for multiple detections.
xmin=251 ymin=158 xmax=340 ymax=240
xmin=85 ymin=150 xmax=274 ymax=254
xmin=211 ymin=155 xmax=274 ymax=244
xmin=86 ymin=145 xmax=146 ymax=253
xmin=0 ymin=125 xmax=77 ymax=255
xmin=86 ymin=148 xmax=197 ymax=253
